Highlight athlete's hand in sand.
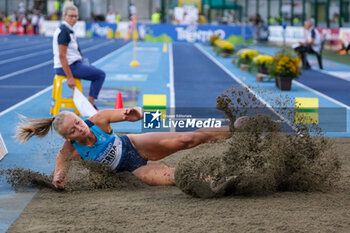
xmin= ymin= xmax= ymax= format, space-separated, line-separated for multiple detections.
xmin=53 ymin=170 xmax=67 ymax=190
xmin=122 ymin=107 xmax=143 ymax=122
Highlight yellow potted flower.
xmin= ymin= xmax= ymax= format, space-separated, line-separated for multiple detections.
xmin=209 ymin=34 xmax=220 ymax=46
xmin=252 ymin=54 xmax=274 ymax=82
xmin=214 ymin=40 xmax=235 ymax=57
xmin=235 ymin=49 xmax=259 ymax=71
xmin=269 ymin=52 xmax=301 ymax=90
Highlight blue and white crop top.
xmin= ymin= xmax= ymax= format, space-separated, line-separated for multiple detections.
xmin=71 ymin=120 xmax=123 ymax=170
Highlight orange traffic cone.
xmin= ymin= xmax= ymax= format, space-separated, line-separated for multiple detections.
xmin=115 ymin=92 xmax=124 ymax=109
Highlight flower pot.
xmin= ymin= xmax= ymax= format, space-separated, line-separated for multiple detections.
xmin=240 ymin=64 xmax=248 ymax=71
xmin=276 ymin=77 xmax=293 ymax=91
xmin=258 ymin=65 xmax=269 ymax=75
xmin=222 ymin=52 xmax=231 ymax=58
xmin=275 ymin=77 xmax=279 ymax=87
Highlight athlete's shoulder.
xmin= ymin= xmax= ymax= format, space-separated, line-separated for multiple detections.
xmin=60 ymin=140 xmax=80 ymax=158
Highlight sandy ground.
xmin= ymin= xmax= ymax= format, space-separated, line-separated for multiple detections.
xmin=7 ymin=137 xmax=350 ymax=233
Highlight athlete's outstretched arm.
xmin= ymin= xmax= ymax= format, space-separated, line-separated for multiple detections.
xmin=89 ymin=108 xmax=143 ymax=133
xmin=52 ymin=141 xmax=80 ymax=189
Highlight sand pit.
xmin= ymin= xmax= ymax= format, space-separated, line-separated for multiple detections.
xmin=3 ymin=86 xmax=350 ymax=232
xmin=4 ymin=137 xmax=350 ymax=233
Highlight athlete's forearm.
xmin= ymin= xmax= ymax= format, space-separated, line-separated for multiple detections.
xmin=52 ymin=149 xmax=72 ymax=189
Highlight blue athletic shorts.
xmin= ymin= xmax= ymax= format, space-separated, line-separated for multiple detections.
xmin=116 ymin=135 xmax=148 ymax=172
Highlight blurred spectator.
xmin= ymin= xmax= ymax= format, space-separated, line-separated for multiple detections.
xmin=152 ymin=8 xmax=161 ymax=24
xmin=197 ymin=13 xmax=206 ymax=24
xmin=91 ymin=12 xmax=105 ymax=22
xmin=20 ymin=14 xmax=27 ymax=34
xmin=338 ymin=42 xmax=350 ymax=55
xmin=39 ymin=13 xmax=45 ymax=35
xmin=250 ymin=13 xmax=263 ymax=41
xmin=3 ymin=13 xmax=9 ymax=29
xmin=106 ymin=10 xmax=116 ymax=24
xmin=54 ymin=0 xmax=61 ymax=16
xmin=18 ymin=1 xmax=25 ymax=15
xmin=31 ymin=10 xmax=39 ymax=35
xmin=179 ymin=12 xmax=193 ymax=25
xmin=332 ymin=13 xmax=339 ymax=24
xmin=293 ymin=17 xmax=300 ymax=25
xmin=294 ymin=19 xmax=322 ymax=69
xmin=129 ymin=3 xmax=136 ymax=19
xmin=115 ymin=11 xmax=121 ymax=23
xmin=268 ymin=17 xmax=276 ymax=25
xmin=51 ymin=11 xmax=59 ymax=20
xmin=10 ymin=11 xmax=17 ymax=22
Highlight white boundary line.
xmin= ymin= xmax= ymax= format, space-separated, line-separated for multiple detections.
xmin=168 ymin=43 xmax=176 ymax=132
xmin=194 ymin=43 xmax=298 ymax=131
xmin=318 ymin=69 xmax=350 ymax=82
xmin=0 ymin=49 xmax=52 ymax=65
xmin=0 ymin=41 xmax=131 ymax=117
xmin=91 ymin=41 xmax=131 ymax=65
xmin=0 ymin=39 xmax=92 ymax=57
xmin=168 ymin=43 xmax=175 ymax=109
xmin=0 ymin=40 xmax=122 ymax=81
xmin=81 ymin=40 xmax=114 ymax=54
xmin=0 ymin=86 xmax=53 ymax=117
xmin=292 ymin=80 xmax=350 ymax=110
xmin=0 ymin=61 xmax=53 ymax=81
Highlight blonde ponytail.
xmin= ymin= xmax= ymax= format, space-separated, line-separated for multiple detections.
xmin=16 ymin=115 xmax=55 ymax=143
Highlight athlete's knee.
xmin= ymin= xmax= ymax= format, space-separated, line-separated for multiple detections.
xmin=98 ymin=69 xmax=106 ymax=81
xmin=134 ymin=164 xmax=175 ymax=186
xmin=177 ymin=132 xmax=201 ymax=149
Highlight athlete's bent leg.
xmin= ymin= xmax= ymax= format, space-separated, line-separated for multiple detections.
xmin=128 ymin=129 xmax=231 ymax=161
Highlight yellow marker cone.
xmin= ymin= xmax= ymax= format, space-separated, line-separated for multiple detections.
xmin=163 ymin=43 xmax=168 ymax=53
xmin=130 ymin=60 xmax=140 ymax=67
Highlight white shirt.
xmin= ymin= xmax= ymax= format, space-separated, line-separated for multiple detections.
xmin=106 ymin=13 xmax=115 ymax=24
xmin=305 ymin=27 xmax=321 ymax=54
xmin=52 ymin=21 xmax=82 ymax=68
xmin=130 ymin=5 xmax=136 ymax=16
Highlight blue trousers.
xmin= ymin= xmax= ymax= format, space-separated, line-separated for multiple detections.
xmin=55 ymin=60 xmax=106 ymax=99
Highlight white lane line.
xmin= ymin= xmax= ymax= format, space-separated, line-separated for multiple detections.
xmin=0 ymin=40 xmax=116 ymax=81
xmin=0 ymin=61 xmax=52 ymax=81
xmin=0 ymin=49 xmax=51 ymax=65
xmin=0 ymin=44 xmax=51 ymax=56
xmin=0 ymin=42 xmax=130 ymax=117
xmin=0 ymin=40 xmax=51 ymax=51
xmin=0 ymin=39 xmax=92 ymax=56
xmin=292 ymin=80 xmax=350 ymax=110
xmin=82 ymin=40 xmax=114 ymax=53
xmin=0 ymin=85 xmax=53 ymax=117
xmin=319 ymin=70 xmax=350 ymax=82
xmin=194 ymin=43 xmax=298 ymax=131
xmin=0 ymin=85 xmax=48 ymax=88
xmin=92 ymin=41 xmax=131 ymax=65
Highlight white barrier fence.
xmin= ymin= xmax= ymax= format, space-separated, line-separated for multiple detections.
xmin=0 ymin=133 xmax=8 ymax=160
